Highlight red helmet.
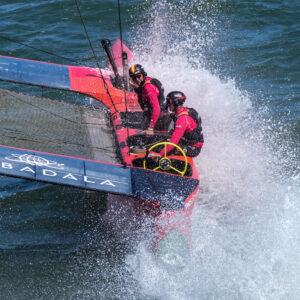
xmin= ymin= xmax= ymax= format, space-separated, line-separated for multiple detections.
xmin=166 ymin=91 xmax=186 ymax=107
xmin=129 ymin=64 xmax=147 ymax=78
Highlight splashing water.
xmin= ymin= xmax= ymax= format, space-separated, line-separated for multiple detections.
xmin=127 ymin=1 xmax=300 ymax=299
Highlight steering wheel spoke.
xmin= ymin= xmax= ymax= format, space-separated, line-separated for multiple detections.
xmin=170 ymin=165 xmax=184 ymax=175
xmin=163 ymin=144 xmax=168 ymax=158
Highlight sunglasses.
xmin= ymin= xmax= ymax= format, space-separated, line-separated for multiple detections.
xmin=131 ymin=74 xmax=142 ymax=80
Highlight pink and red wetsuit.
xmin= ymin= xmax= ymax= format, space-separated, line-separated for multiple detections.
xmin=139 ymin=77 xmax=161 ymax=129
xmin=159 ymin=106 xmax=204 ymax=156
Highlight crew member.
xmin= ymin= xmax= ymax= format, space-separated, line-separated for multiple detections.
xmin=129 ymin=64 xmax=168 ymax=135
xmin=158 ymin=91 xmax=204 ymax=157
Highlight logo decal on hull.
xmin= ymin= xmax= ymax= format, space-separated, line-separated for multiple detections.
xmin=1 ymin=152 xmax=129 ymax=192
xmin=5 ymin=154 xmax=65 ymax=170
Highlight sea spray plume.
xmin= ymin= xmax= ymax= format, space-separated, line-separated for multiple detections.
xmin=130 ymin=0 xmax=221 ymax=68
xmin=126 ymin=0 xmax=300 ymax=299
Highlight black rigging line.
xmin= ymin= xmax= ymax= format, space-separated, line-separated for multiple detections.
xmin=117 ymin=0 xmax=124 ymax=63
xmin=74 ymin=0 xmax=118 ymax=114
xmin=0 ymin=89 xmax=78 ymax=124
xmin=0 ymin=34 xmax=79 ymax=64
xmin=0 ymin=132 xmax=115 ymax=153
xmin=117 ymin=0 xmax=130 ymax=139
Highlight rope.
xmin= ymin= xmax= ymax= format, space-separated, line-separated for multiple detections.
xmin=0 ymin=89 xmax=79 ymax=124
xmin=0 ymin=132 xmax=115 ymax=153
xmin=117 ymin=0 xmax=130 ymax=144
xmin=0 ymin=34 xmax=80 ymax=64
xmin=74 ymin=0 xmax=119 ymax=114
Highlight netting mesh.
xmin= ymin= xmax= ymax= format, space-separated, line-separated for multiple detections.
xmin=0 ymin=88 xmax=117 ymax=163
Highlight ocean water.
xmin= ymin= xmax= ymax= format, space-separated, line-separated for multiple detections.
xmin=0 ymin=0 xmax=299 ymax=299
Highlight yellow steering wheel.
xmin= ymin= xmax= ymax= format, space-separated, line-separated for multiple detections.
xmin=143 ymin=142 xmax=188 ymax=176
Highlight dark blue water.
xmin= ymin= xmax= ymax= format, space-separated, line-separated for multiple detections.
xmin=0 ymin=0 xmax=299 ymax=299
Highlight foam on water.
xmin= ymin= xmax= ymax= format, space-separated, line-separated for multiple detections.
xmin=126 ymin=1 xmax=300 ymax=299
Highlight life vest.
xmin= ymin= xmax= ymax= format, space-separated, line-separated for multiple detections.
xmin=176 ymin=107 xmax=204 ymax=144
xmin=135 ymin=77 xmax=166 ymax=111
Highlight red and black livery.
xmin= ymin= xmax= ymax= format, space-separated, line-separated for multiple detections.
xmin=0 ymin=39 xmax=200 ymax=253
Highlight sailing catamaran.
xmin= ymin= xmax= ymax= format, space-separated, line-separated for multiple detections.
xmin=0 ymin=39 xmax=200 ymax=255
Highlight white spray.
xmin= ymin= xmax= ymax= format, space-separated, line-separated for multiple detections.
xmin=127 ymin=1 xmax=300 ymax=299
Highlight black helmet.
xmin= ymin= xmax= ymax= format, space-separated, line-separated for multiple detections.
xmin=166 ymin=91 xmax=186 ymax=107
xmin=129 ymin=64 xmax=147 ymax=78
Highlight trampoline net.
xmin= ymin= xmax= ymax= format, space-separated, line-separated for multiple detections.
xmin=0 ymin=88 xmax=118 ymax=164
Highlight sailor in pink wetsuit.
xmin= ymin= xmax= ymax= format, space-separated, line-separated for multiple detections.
xmin=129 ymin=64 xmax=168 ymax=135
xmin=158 ymin=91 xmax=204 ymax=157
